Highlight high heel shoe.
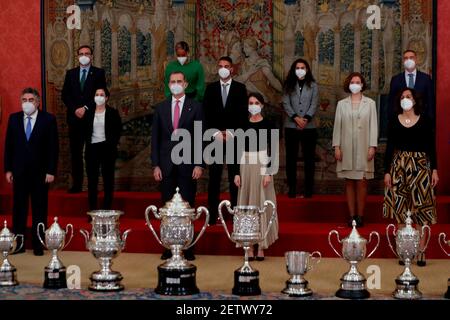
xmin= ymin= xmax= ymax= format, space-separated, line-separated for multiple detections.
xmin=417 ymin=252 xmax=426 ymax=267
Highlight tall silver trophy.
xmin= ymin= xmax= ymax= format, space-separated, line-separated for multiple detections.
xmin=80 ymin=210 xmax=131 ymax=291
xmin=281 ymin=250 xmax=321 ymax=297
xmin=218 ymin=199 xmax=277 ymax=296
xmin=329 ymin=221 xmax=380 ymax=299
xmin=438 ymin=232 xmax=450 ymax=299
xmin=37 ymin=217 xmax=74 ymax=289
xmin=0 ymin=221 xmax=24 ymax=286
xmin=145 ymin=188 xmax=209 ymax=295
xmin=386 ymin=211 xmax=430 ymax=299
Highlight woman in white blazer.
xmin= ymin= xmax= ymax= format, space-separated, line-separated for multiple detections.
xmin=332 ymin=72 xmax=378 ymax=227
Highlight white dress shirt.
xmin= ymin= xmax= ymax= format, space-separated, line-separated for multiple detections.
xmin=92 ymin=109 xmax=106 ymax=143
xmin=171 ymin=94 xmax=185 ymax=124
xmin=404 ymin=69 xmax=417 ymax=87
xmin=23 ymin=110 xmax=38 ymax=132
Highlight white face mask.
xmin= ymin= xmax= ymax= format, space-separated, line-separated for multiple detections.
xmin=248 ymin=104 xmax=262 ymax=115
xmin=349 ymin=83 xmax=362 ymax=94
xmin=170 ymin=83 xmax=184 ymax=95
xmin=22 ymin=102 xmax=36 ymax=115
xmin=401 ymin=98 xmax=414 ymax=111
xmin=177 ymin=57 xmax=187 ymax=65
xmin=295 ymin=68 xmax=307 ymax=79
xmin=79 ymin=55 xmax=91 ymax=66
xmin=218 ymin=67 xmax=231 ymax=79
xmin=94 ymin=96 xmax=106 ymax=106
xmin=404 ymin=59 xmax=416 ymax=70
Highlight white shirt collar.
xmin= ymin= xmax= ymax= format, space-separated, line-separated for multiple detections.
xmin=172 ymin=94 xmax=186 ymax=105
xmin=405 ymin=69 xmax=417 ymax=76
xmin=220 ymin=78 xmax=232 ymax=86
xmin=24 ymin=109 xmax=38 ymax=120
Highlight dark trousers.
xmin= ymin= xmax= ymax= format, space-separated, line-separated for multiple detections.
xmin=85 ymin=142 xmax=117 ymax=210
xmin=285 ymin=128 xmax=317 ymax=196
xmin=161 ymin=166 xmax=197 ymax=207
xmin=208 ymin=163 xmax=238 ymax=224
xmin=12 ymin=172 xmax=48 ymax=250
xmin=68 ymin=122 xmax=85 ymax=190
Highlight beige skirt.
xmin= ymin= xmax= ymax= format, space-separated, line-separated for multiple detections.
xmin=237 ymin=151 xmax=279 ymax=249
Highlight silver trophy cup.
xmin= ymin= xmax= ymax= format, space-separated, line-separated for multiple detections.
xmin=282 ymin=250 xmax=321 ymax=297
xmin=80 ymin=210 xmax=131 ymax=291
xmin=386 ymin=211 xmax=430 ymax=300
xmin=0 ymin=221 xmax=24 ymax=286
xmin=37 ymin=217 xmax=74 ymax=289
xmin=438 ymin=232 xmax=449 ymax=299
xmin=145 ymin=187 xmax=209 ymax=295
xmin=329 ymin=221 xmax=380 ymax=299
xmin=218 ymin=199 xmax=277 ymax=296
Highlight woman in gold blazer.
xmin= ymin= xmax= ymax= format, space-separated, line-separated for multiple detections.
xmin=332 ymin=72 xmax=378 ymax=227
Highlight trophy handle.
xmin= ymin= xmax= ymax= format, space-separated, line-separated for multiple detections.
xmin=13 ymin=234 xmax=24 ymax=253
xmin=386 ymin=224 xmax=398 ymax=258
xmin=37 ymin=222 xmax=47 ymax=249
xmin=366 ymin=231 xmax=380 ymax=258
xmin=260 ymin=200 xmax=277 ymax=241
xmin=79 ymin=229 xmax=90 ymax=248
xmin=218 ymin=200 xmax=233 ymax=242
xmin=439 ymin=233 xmax=450 ymax=256
xmin=419 ymin=224 xmax=431 ymax=254
xmin=186 ymin=206 xmax=209 ymax=249
xmin=62 ymin=223 xmax=74 ymax=250
xmin=121 ymin=229 xmax=132 ymax=251
xmin=144 ymin=205 xmax=163 ymax=246
xmin=327 ymin=230 xmax=342 ymax=258
xmin=308 ymin=251 xmax=322 ymax=271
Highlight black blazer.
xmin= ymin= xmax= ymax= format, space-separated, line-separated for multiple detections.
xmin=388 ymin=70 xmax=434 ymax=120
xmin=203 ymin=80 xmax=248 ymax=131
xmin=151 ymin=96 xmax=205 ymax=176
xmin=61 ymin=66 xmax=107 ymax=124
xmin=83 ymin=106 xmax=122 ymax=148
xmin=4 ymin=110 xmax=59 ymax=177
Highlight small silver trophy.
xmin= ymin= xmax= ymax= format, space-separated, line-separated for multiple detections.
xmin=80 ymin=210 xmax=131 ymax=291
xmin=386 ymin=211 xmax=430 ymax=300
xmin=218 ymin=199 xmax=277 ymax=296
xmin=281 ymin=250 xmax=321 ymax=297
xmin=0 ymin=221 xmax=24 ymax=286
xmin=145 ymin=188 xmax=209 ymax=295
xmin=329 ymin=221 xmax=380 ymax=299
xmin=37 ymin=217 xmax=73 ymax=289
xmin=438 ymin=232 xmax=450 ymax=299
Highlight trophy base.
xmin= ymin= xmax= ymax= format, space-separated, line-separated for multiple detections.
xmin=232 ymin=269 xmax=261 ymax=296
xmin=89 ymin=271 xmax=124 ymax=292
xmin=44 ymin=268 xmax=67 ymax=289
xmin=0 ymin=269 xmax=19 ymax=286
xmin=336 ymin=288 xmax=370 ymax=299
xmin=281 ymin=280 xmax=313 ymax=297
xmin=393 ymin=278 xmax=422 ymax=300
xmin=155 ymin=265 xmax=199 ymax=296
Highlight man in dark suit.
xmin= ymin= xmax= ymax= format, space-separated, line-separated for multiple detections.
xmin=151 ymin=71 xmax=205 ymax=260
xmin=388 ymin=49 xmax=434 ymax=121
xmin=4 ymin=88 xmax=59 ymax=256
xmin=203 ymin=56 xmax=248 ymax=225
xmin=62 ymin=45 xmax=107 ymax=193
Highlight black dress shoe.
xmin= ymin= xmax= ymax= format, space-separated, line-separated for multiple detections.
xmin=184 ymin=250 xmax=196 ymax=261
xmin=347 ymin=217 xmax=356 ymax=227
xmin=417 ymin=253 xmax=426 ymax=267
xmin=399 ymin=260 xmax=405 ymax=266
xmin=33 ymin=248 xmax=44 ymax=256
xmin=355 ymin=215 xmax=364 ymax=227
xmin=255 ymin=256 xmax=265 ymax=261
xmin=67 ymin=187 xmax=82 ymax=194
xmin=160 ymin=249 xmax=172 ymax=260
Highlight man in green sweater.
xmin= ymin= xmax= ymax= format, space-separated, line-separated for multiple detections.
xmin=164 ymin=41 xmax=205 ymax=102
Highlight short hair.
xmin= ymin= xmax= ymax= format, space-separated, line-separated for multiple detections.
xmin=394 ymin=88 xmax=424 ymax=116
xmin=343 ymin=72 xmax=367 ymax=93
xmin=96 ymin=87 xmax=110 ymax=98
xmin=218 ymin=56 xmax=233 ymax=65
xmin=248 ymin=92 xmax=265 ymax=105
xmin=78 ymin=45 xmax=93 ymax=55
xmin=403 ymin=49 xmax=417 ymax=56
xmin=175 ymin=41 xmax=190 ymax=53
xmin=21 ymin=87 xmax=40 ymax=102
xmin=169 ymin=71 xmax=186 ymax=81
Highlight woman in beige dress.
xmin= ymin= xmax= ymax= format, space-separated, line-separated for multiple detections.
xmin=234 ymin=92 xmax=279 ymax=260
xmin=332 ymin=72 xmax=378 ymax=227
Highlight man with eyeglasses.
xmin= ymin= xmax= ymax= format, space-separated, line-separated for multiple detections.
xmin=62 ymin=45 xmax=107 ymax=193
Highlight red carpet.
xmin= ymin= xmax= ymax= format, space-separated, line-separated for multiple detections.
xmin=1 ymin=191 xmax=450 ymax=258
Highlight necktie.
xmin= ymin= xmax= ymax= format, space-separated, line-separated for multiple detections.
xmin=80 ymin=69 xmax=87 ymax=91
xmin=408 ymin=73 xmax=414 ymax=89
xmin=25 ymin=116 xmax=32 ymax=141
xmin=222 ymin=83 xmax=229 ymax=108
xmin=173 ymin=100 xmax=180 ymax=130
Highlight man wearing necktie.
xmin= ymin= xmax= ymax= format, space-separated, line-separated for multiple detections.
xmin=4 ymin=88 xmax=59 ymax=256
xmin=151 ymin=71 xmax=205 ymax=260
xmin=388 ymin=49 xmax=434 ymax=122
xmin=62 ymin=45 xmax=106 ymax=193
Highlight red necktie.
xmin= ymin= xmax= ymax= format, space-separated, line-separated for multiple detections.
xmin=173 ymin=100 xmax=180 ymax=130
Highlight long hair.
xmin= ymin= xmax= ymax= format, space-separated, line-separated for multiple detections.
xmin=283 ymin=58 xmax=315 ymax=94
